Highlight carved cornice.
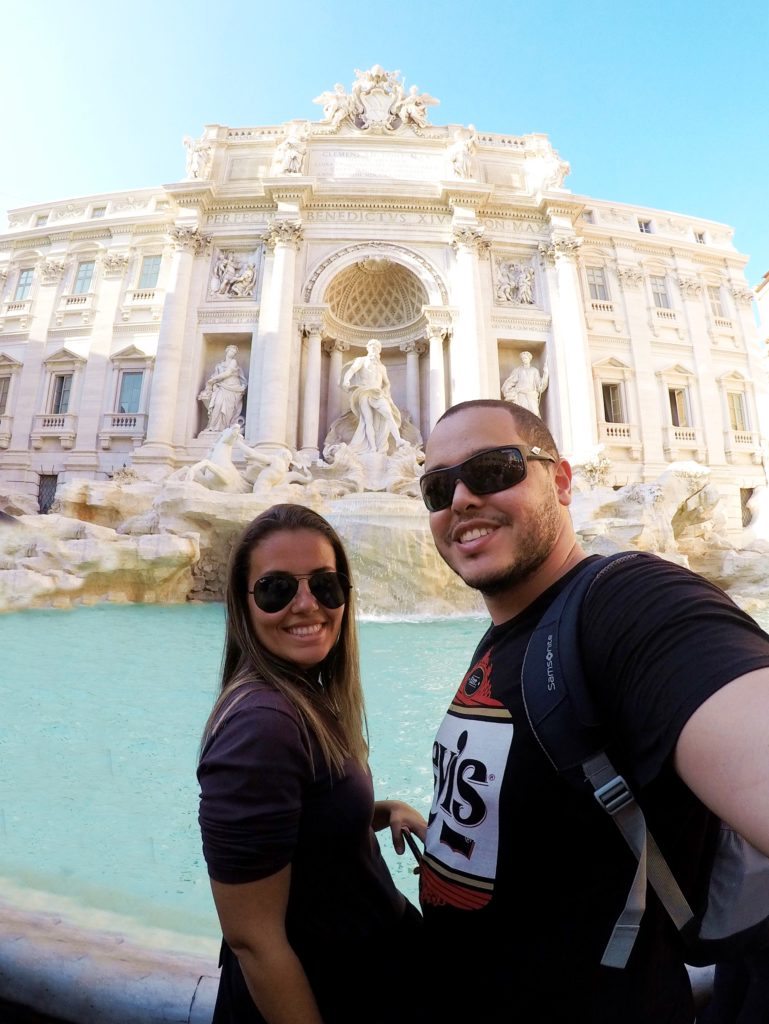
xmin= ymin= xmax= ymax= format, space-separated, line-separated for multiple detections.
xmin=266 ymin=218 xmax=304 ymax=249
xmin=169 ymin=225 xmax=211 ymax=254
xmin=490 ymin=314 xmax=552 ymax=331
xmin=196 ymin=309 xmax=259 ymax=324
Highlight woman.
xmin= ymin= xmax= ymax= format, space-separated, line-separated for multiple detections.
xmin=198 ymin=504 xmax=427 ymax=1024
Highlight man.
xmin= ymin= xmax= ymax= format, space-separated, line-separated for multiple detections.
xmin=418 ymin=398 xmax=769 ymax=1023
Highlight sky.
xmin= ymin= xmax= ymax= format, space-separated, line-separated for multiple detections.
xmin=2 ymin=0 xmax=768 ymax=285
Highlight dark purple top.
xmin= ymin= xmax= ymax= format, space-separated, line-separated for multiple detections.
xmin=198 ymin=685 xmax=406 ymax=952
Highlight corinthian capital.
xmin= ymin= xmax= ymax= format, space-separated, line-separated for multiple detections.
xmin=169 ymin=225 xmax=211 ymax=254
xmin=322 ymin=338 xmax=350 ymax=355
xmin=400 ymin=340 xmax=427 ymax=355
xmin=538 ymin=237 xmax=582 ymax=267
xmin=267 ymin=219 xmax=304 ymax=249
xmin=39 ymin=259 xmax=67 ymax=284
xmin=730 ymin=285 xmax=755 ymax=306
xmin=677 ymin=276 xmax=702 ymax=298
xmin=451 ymin=224 xmax=486 ymax=254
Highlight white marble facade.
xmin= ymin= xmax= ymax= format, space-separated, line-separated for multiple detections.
xmin=1 ymin=66 xmax=767 ymax=534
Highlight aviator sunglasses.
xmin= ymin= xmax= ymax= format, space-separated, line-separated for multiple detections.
xmin=420 ymin=444 xmax=556 ymax=512
xmin=250 ymin=571 xmax=350 ymax=613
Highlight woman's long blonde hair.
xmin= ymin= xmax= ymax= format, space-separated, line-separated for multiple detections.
xmin=200 ymin=503 xmax=368 ymax=773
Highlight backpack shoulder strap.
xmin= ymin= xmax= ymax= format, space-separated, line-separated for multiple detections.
xmin=521 ymin=552 xmax=694 ymax=968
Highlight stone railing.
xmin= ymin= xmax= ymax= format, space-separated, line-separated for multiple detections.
xmin=30 ymin=412 xmax=78 ymax=449
xmin=98 ymin=411 xmax=148 ymax=449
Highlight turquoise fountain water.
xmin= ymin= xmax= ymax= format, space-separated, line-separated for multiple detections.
xmin=0 ymin=603 xmax=486 ymax=956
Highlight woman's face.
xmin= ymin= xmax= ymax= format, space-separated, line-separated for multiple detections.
xmin=246 ymin=529 xmax=345 ymax=670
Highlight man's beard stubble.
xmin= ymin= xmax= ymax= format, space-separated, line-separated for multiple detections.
xmin=463 ymin=495 xmax=562 ymax=597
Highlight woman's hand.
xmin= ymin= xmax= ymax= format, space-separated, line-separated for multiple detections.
xmin=373 ymin=799 xmax=427 ymax=854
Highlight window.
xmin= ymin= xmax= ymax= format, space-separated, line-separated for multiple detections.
xmin=91 ymin=206 xmax=106 ymax=219
xmin=52 ymin=374 xmax=73 ymax=415
xmin=638 ymin=219 xmax=653 ymax=233
xmin=586 ymin=266 xmax=609 ymax=302
xmin=38 ymin=474 xmax=58 ymax=514
xmin=73 ymin=260 xmax=95 ymax=294
xmin=117 ymin=371 xmax=143 ymax=413
xmin=0 ymin=376 xmax=9 ymax=416
xmin=137 ymin=255 xmax=161 ymax=289
xmin=668 ymin=387 xmax=690 ymax=427
xmin=14 ymin=268 xmax=34 ymax=301
xmin=650 ymin=275 xmax=671 ymax=309
xmin=695 ymin=231 xmax=706 ymax=244
xmin=602 ymin=383 xmax=625 ymax=423
xmin=727 ymin=392 xmax=747 ymax=432
xmin=35 ymin=213 xmax=49 ymax=227
xmin=708 ymin=285 xmax=724 ymax=318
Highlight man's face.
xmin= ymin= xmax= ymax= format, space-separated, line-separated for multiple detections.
xmin=424 ymin=407 xmax=570 ymax=608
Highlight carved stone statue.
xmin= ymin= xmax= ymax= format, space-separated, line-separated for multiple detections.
xmin=313 ymin=83 xmax=354 ymax=127
xmin=397 ymin=84 xmax=439 ymax=128
xmin=341 ymin=339 xmax=405 ymax=455
xmin=501 ymin=351 xmax=549 ymax=415
xmin=273 ymin=132 xmax=306 ymax=174
xmin=183 ymin=135 xmax=212 ymax=180
xmin=447 ymin=127 xmax=477 ymax=180
xmin=198 ymin=345 xmax=248 ymax=433
xmin=169 ymin=424 xmax=250 ymax=493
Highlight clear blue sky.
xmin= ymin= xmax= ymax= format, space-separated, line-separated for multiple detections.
xmin=2 ymin=0 xmax=767 ymax=284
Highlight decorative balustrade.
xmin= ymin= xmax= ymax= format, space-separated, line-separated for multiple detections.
xmin=98 ymin=411 xmax=148 ymax=449
xmin=590 ymin=300 xmax=614 ymax=314
xmin=30 ymin=412 xmax=78 ymax=449
xmin=655 ymin=308 xmax=677 ymax=322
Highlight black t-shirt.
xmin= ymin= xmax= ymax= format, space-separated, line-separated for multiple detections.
xmin=420 ymin=553 xmax=769 ymax=1023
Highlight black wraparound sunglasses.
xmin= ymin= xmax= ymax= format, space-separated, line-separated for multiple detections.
xmin=250 ymin=571 xmax=350 ymax=613
xmin=420 ymin=444 xmax=556 ymax=512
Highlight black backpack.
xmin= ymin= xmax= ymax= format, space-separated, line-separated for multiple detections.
xmin=521 ymin=551 xmax=769 ymax=969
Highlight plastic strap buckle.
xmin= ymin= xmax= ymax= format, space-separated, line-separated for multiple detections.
xmin=593 ymin=775 xmax=633 ymax=816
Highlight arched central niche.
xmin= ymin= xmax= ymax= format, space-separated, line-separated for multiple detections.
xmin=324 ymin=256 xmax=428 ymax=342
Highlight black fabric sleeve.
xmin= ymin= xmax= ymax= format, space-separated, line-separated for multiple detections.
xmin=580 ymin=553 xmax=769 ymax=787
xmin=197 ymin=689 xmax=312 ymax=884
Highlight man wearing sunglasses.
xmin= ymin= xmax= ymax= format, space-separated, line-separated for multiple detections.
xmin=417 ymin=398 xmax=769 ymax=1024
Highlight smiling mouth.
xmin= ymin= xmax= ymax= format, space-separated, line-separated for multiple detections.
xmin=457 ymin=525 xmax=496 ymax=544
xmin=286 ymin=623 xmax=324 ymax=637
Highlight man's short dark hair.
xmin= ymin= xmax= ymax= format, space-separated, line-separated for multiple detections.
xmin=435 ymin=399 xmax=560 ymax=459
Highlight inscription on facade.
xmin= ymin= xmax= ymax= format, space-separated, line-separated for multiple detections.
xmin=309 ymin=149 xmax=445 ymax=181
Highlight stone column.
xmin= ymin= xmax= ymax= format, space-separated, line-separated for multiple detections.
xmin=400 ymin=340 xmax=426 ymax=434
xmin=142 ymin=225 xmax=209 ymax=460
xmin=538 ymin=237 xmax=595 ymax=460
xmin=426 ymin=325 xmax=448 ymax=429
xmin=450 ymin=223 xmax=488 ymax=404
xmin=299 ymin=318 xmax=323 ymax=459
xmin=323 ymin=338 xmax=349 ymax=427
xmin=251 ymin=219 xmax=303 ymax=450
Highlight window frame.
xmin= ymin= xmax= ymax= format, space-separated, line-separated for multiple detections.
xmin=137 ymin=254 xmax=162 ymax=290
xmin=586 ymin=266 xmax=609 ymax=302
xmin=14 ymin=267 xmax=34 ymax=301
xmin=73 ymin=260 xmax=96 ymax=295
xmin=650 ymin=274 xmax=671 ymax=309
xmin=51 ymin=373 xmax=73 ymax=415
xmin=117 ymin=370 xmax=144 ymax=414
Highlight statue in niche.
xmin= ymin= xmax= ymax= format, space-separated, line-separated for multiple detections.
xmin=495 ymin=261 xmax=535 ymax=305
xmin=273 ymin=131 xmax=307 ymax=174
xmin=397 ymin=85 xmax=440 ymax=128
xmin=447 ymin=126 xmax=477 ymax=180
xmin=501 ymin=351 xmax=549 ymax=416
xmin=198 ymin=345 xmax=248 ymax=433
xmin=211 ymin=251 xmax=256 ymax=297
xmin=341 ymin=339 xmax=406 ymax=455
xmin=183 ymin=135 xmax=212 ymax=180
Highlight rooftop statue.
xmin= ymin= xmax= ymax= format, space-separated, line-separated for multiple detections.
xmin=182 ymin=134 xmax=212 ymax=180
xmin=313 ymin=67 xmax=440 ymax=133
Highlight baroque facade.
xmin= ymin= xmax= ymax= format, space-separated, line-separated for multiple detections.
xmin=1 ymin=66 xmax=767 ymax=531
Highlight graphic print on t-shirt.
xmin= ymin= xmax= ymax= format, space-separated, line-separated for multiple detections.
xmin=420 ymin=650 xmax=512 ymax=910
